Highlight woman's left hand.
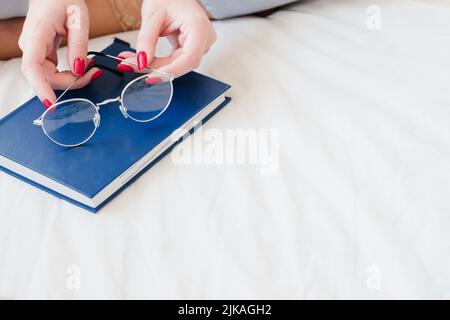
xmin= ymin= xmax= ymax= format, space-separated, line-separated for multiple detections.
xmin=117 ymin=0 xmax=216 ymax=79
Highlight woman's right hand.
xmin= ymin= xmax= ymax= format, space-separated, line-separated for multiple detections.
xmin=19 ymin=0 xmax=101 ymax=108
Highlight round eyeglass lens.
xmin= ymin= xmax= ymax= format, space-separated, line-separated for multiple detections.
xmin=121 ymin=73 xmax=173 ymax=122
xmin=42 ymin=99 xmax=98 ymax=147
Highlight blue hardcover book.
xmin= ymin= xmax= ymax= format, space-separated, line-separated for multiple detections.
xmin=0 ymin=38 xmax=231 ymax=213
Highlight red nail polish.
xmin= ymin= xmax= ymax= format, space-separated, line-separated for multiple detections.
xmin=137 ymin=51 xmax=147 ymax=70
xmin=74 ymin=58 xmax=86 ymax=76
xmin=145 ymin=77 xmax=162 ymax=85
xmin=117 ymin=56 xmax=126 ymax=60
xmin=87 ymin=59 xmax=96 ymax=68
xmin=118 ymin=64 xmax=135 ymax=72
xmin=91 ymin=70 xmax=103 ymax=81
xmin=42 ymin=99 xmax=53 ymax=109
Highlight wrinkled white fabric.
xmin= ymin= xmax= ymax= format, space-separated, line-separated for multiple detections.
xmin=1 ymin=0 xmax=450 ymax=299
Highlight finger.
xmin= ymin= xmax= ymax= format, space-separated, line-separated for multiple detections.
xmin=21 ymin=39 xmax=57 ymax=107
xmin=66 ymin=5 xmax=89 ymax=76
xmin=117 ymin=51 xmax=136 ymax=60
xmin=47 ymin=36 xmax=64 ymax=65
xmin=49 ymin=67 xmax=102 ymax=90
xmin=167 ymin=34 xmax=181 ymax=50
xmin=47 ymin=51 xmax=59 ymax=66
xmin=115 ymin=51 xmax=139 ymax=73
xmin=22 ymin=61 xmax=57 ymax=108
xmin=157 ymin=23 xmax=208 ymax=78
xmin=150 ymin=55 xmax=176 ymax=69
xmin=117 ymin=55 xmax=170 ymax=74
xmin=136 ymin=11 xmax=165 ymax=70
xmin=86 ymin=58 xmax=96 ymax=68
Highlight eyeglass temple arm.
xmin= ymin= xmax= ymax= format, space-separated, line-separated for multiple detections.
xmin=86 ymin=51 xmax=127 ymax=78
xmin=86 ymin=64 xmax=123 ymax=78
xmin=87 ymin=51 xmax=173 ymax=80
xmin=88 ymin=51 xmax=138 ymax=65
xmin=87 ymin=51 xmax=140 ymax=76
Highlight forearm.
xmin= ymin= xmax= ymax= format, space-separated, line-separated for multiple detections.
xmin=198 ymin=0 xmax=297 ymax=19
xmin=0 ymin=18 xmax=25 ymax=60
xmin=87 ymin=0 xmax=141 ymax=38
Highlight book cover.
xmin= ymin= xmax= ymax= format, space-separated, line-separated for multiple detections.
xmin=0 ymin=38 xmax=231 ymax=212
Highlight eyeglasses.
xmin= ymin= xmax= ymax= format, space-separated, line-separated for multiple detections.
xmin=33 ymin=52 xmax=174 ymax=148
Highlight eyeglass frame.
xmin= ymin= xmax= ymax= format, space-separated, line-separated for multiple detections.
xmin=32 ymin=52 xmax=175 ymax=148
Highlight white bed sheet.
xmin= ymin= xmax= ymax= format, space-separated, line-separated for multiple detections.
xmin=1 ymin=0 xmax=450 ymax=299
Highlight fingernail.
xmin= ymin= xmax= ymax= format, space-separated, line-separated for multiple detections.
xmin=41 ymin=99 xmax=53 ymax=109
xmin=74 ymin=57 xmax=86 ymax=76
xmin=145 ymin=77 xmax=162 ymax=85
xmin=91 ymin=70 xmax=103 ymax=81
xmin=87 ymin=59 xmax=96 ymax=68
xmin=117 ymin=55 xmax=126 ymax=61
xmin=137 ymin=51 xmax=147 ymax=70
xmin=118 ymin=64 xmax=135 ymax=72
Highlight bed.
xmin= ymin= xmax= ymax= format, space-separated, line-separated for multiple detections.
xmin=1 ymin=0 xmax=450 ymax=299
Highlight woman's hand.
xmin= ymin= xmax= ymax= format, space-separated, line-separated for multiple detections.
xmin=118 ymin=0 xmax=216 ymax=80
xmin=19 ymin=0 xmax=101 ymax=108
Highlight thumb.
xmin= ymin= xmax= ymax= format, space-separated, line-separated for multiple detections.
xmin=66 ymin=3 xmax=89 ymax=76
xmin=136 ymin=11 xmax=165 ymax=70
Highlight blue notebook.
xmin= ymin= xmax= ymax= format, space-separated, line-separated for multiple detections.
xmin=0 ymin=38 xmax=231 ymax=213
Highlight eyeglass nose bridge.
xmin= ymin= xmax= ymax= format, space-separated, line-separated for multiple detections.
xmin=96 ymin=96 xmax=121 ymax=107
xmin=95 ymin=96 xmax=129 ymax=119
